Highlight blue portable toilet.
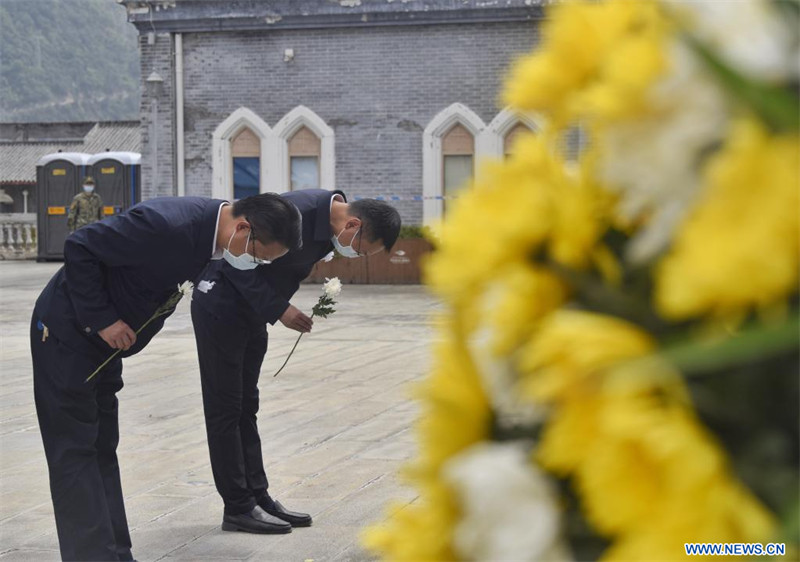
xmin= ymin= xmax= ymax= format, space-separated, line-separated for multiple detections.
xmin=87 ymin=151 xmax=141 ymax=218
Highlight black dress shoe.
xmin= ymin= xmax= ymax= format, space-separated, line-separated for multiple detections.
xmin=221 ymin=506 xmax=292 ymax=534
xmin=260 ymin=499 xmax=312 ymax=527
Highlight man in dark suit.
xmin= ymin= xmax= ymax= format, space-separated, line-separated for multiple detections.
xmin=190 ymin=189 xmax=401 ymax=534
xmin=31 ymin=194 xmax=302 ymax=561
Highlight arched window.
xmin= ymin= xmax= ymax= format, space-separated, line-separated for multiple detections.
xmin=231 ymin=127 xmax=261 ymax=200
xmin=484 ymin=107 xmax=544 ymax=160
xmin=503 ymin=122 xmax=533 ymax=157
xmin=211 ymin=107 xmax=274 ymax=200
xmin=422 ymin=103 xmax=487 ymax=225
xmin=273 ymin=106 xmax=335 ymax=192
xmin=441 ymin=123 xmax=474 ymax=210
xmin=288 ymin=126 xmax=321 ymax=190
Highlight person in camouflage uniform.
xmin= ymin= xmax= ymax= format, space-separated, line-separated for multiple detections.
xmin=67 ymin=176 xmax=104 ymax=232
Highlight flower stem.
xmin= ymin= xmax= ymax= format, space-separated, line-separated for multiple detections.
xmin=273 ymin=312 xmax=316 ymax=377
xmin=84 ymin=308 xmax=175 ymax=383
xmin=273 ymin=333 xmax=304 ymax=378
xmin=84 ymin=349 xmax=122 ymax=383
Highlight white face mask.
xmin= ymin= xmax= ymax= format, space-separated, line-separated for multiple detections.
xmin=332 ymin=226 xmax=360 ymax=258
xmin=83 ymin=185 xmax=94 ymax=193
xmin=223 ymin=228 xmax=267 ymax=270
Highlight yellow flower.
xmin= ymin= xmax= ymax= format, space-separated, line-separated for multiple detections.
xmin=487 ymin=263 xmax=567 ymax=356
xmin=424 ymin=135 xmax=557 ymax=307
xmin=576 ymin=390 xmax=722 ymax=534
xmin=519 ymin=310 xmax=655 ymax=403
xmin=362 ymin=333 xmax=492 ymax=561
xmin=362 ymin=483 xmax=460 ymax=562
xmin=367 ymin=1 xmax=793 ymax=558
xmin=536 ymin=395 xmax=603 ymax=475
xmin=548 ymin=169 xmax=614 ymax=270
xmin=414 ymin=336 xmax=492 ymax=472
xmin=369 ymin=133 xmax=603 ymax=561
xmin=504 ymin=0 xmax=669 ymax=124
xmin=600 ymin=467 xmax=776 ymax=561
xmin=537 ymin=374 xmax=777 ymax=560
xmin=519 ymin=311 xmax=777 ymax=557
xmin=580 ymin=31 xmax=668 ymax=123
xmin=656 ymin=119 xmax=800 ymax=321
xmin=426 ymin=134 xmax=608 ymax=316
xmin=605 ymin=477 xmax=777 ymax=561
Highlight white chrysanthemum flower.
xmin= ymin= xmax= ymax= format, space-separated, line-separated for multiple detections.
xmin=664 ymin=0 xmax=798 ymax=81
xmin=597 ymin=41 xmax=729 ymax=262
xmin=177 ymin=280 xmax=194 ymax=295
xmin=469 ymin=303 xmax=548 ymax=429
xmin=323 ymin=277 xmax=342 ymax=298
xmin=443 ymin=442 xmax=572 ymax=562
xmin=592 ymin=1 xmax=794 ymax=263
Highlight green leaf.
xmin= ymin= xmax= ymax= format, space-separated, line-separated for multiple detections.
xmin=660 ymin=312 xmax=800 ymax=377
xmin=541 ymin=258 xmax=668 ymax=335
xmin=311 ymin=300 xmax=336 ymax=318
xmin=773 ymin=0 xmax=800 ymax=21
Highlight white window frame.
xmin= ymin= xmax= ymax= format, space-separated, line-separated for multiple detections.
xmin=422 ymin=103 xmax=488 ymax=226
xmin=211 ymin=107 xmax=275 ymax=200
xmin=272 ymin=106 xmax=335 ymax=193
xmin=484 ymin=107 xmax=545 ymax=158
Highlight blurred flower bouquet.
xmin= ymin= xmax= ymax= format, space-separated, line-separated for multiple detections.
xmin=273 ymin=277 xmax=341 ymax=377
xmin=364 ymin=0 xmax=798 ymax=560
xmin=86 ymin=281 xmax=194 ymax=382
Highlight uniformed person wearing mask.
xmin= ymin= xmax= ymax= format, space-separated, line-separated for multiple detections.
xmin=190 ymin=190 xmax=401 ymax=534
xmin=67 ymin=176 xmax=104 ymax=232
xmin=31 ymin=194 xmax=302 ymax=561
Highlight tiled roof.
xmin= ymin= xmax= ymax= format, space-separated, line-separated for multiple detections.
xmin=83 ymin=122 xmax=141 ymax=155
xmin=0 ymin=122 xmax=141 ymax=184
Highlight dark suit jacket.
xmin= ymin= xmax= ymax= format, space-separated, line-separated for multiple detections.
xmin=192 ymin=189 xmax=344 ymax=327
xmin=34 ymin=196 xmax=226 ymax=360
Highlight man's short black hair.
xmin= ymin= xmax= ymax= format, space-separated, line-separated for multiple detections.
xmin=232 ymin=193 xmax=302 ymax=251
xmin=349 ymin=199 xmax=402 ymax=252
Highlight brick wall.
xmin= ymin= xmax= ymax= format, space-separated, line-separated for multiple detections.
xmin=139 ymin=32 xmax=176 ymax=200
xmin=139 ymin=21 xmax=539 ymax=224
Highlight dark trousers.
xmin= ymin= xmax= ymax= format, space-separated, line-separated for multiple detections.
xmin=30 ymin=315 xmax=133 ymax=562
xmin=191 ymin=301 xmax=270 ymax=515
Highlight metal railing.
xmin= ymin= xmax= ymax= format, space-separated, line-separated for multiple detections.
xmin=0 ymin=214 xmax=36 ymax=259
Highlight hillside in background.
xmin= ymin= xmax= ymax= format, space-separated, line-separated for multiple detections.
xmin=0 ymin=0 xmax=140 ymax=123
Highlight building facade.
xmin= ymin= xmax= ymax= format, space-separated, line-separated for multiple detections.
xmin=123 ymin=0 xmax=545 ymax=225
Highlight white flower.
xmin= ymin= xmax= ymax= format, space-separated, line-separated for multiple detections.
xmin=177 ymin=280 xmax=194 ymax=296
xmin=470 ymin=303 xmax=548 ymax=429
xmin=323 ymin=277 xmax=342 ymax=298
xmin=443 ymin=442 xmax=572 ymax=562
xmin=603 ymin=0 xmax=796 ymax=263
xmin=597 ymin=41 xmax=729 ymax=262
xmin=664 ymin=0 xmax=798 ymax=81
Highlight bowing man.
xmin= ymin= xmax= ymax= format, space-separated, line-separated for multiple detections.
xmin=31 ymin=194 xmax=302 ymax=561
xmin=190 ymin=190 xmax=401 ymax=534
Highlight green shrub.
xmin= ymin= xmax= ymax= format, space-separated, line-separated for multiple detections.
xmin=398 ymin=225 xmax=435 ymax=239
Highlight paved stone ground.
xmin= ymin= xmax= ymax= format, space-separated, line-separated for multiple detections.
xmin=0 ymin=262 xmax=438 ymax=562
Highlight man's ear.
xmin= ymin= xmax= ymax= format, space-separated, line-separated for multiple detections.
xmin=346 ymin=217 xmax=362 ymax=230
